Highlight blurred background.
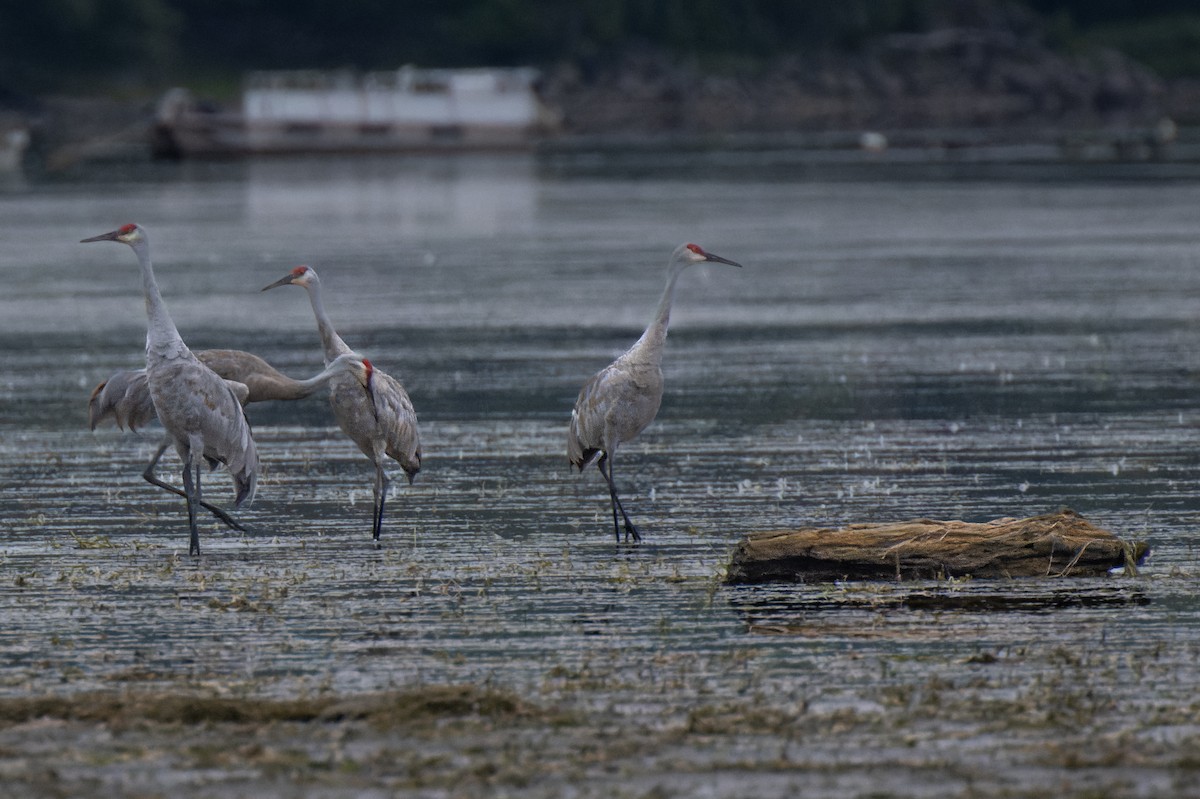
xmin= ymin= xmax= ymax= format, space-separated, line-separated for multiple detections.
xmin=1 ymin=0 xmax=1198 ymax=167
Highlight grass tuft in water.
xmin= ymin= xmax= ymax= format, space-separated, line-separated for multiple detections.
xmin=0 ymin=684 xmax=533 ymax=729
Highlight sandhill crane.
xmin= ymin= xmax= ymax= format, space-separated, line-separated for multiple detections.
xmin=90 ymin=351 xmax=371 ymax=531
xmin=261 ymin=265 xmax=421 ymax=541
xmin=81 ymin=223 xmax=258 ymax=556
xmin=568 ymin=243 xmax=742 ymax=543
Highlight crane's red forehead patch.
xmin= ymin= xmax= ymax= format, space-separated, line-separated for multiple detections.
xmin=291 ymin=265 xmax=309 ymax=276
xmin=686 ymin=243 xmax=704 ymax=255
xmin=119 ymin=223 xmax=137 ymax=234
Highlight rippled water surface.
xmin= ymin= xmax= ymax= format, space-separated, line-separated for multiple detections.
xmin=2 ymin=152 xmax=1199 ymax=796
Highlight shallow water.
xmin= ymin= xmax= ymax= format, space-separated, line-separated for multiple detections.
xmin=2 ymin=152 xmax=1200 ymax=795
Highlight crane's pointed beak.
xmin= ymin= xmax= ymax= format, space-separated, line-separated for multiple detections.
xmin=80 ymin=230 xmax=121 ymax=243
xmin=704 ymin=252 xmax=743 ymax=268
xmin=260 ymin=275 xmax=295 ymax=292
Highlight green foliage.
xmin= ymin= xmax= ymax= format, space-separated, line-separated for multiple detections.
xmin=1084 ymin=14 xmax=1200 ymax=78
xmin=1025 ymin=0 xmax=1198 ymax=28
xmin=0 ymin=0 xmax=1197 ymax=98
xmin=0 ymin=0 xmax=178 ymax=93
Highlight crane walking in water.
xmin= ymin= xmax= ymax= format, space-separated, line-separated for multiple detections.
xmin=81 ymin=223 xmax=259 ymax=556
xmin=261 ymin=265 xmax=421 ymax=541
xmin=568 ymin=243 xmax=742 ymax=543
xmin=90 ymin=350 xmax=372 ymax=531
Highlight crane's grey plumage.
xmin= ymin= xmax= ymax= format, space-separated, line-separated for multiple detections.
xmin=568 ymin=243 xmax=742 ymax=543
xmin=90 ymin=351 xmax=371 ymax=531
xmin=262 ymin=265 xmax=421 ymax=541
xmin=89 ymin=368 xmax=155 ymax=432
xmin=90 ymin=350 xmax=372 ymax=429
xmin=81 ymin=223 xmax=259 ymax=556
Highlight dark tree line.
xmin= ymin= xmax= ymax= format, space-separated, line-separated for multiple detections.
xmin=1 ymin=0 xmax=1196 ymax=98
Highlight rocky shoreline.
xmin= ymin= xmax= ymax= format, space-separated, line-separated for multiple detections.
xmin=540 ymin=31 xmax=1187 ymax=136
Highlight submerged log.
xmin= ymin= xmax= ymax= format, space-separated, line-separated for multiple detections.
xmin=726 ymin=509 xmax=1149 ymax=584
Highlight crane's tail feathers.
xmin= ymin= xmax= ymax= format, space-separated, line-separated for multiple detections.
xmin=394 ymin=445 xmax=421 ymax=486
xmin=569 ymin=447 xmax=601 ymax=472
xmin=410 ymin=448 xmax=422 ymax=484
xmin=234 ymin=469 xmax=257 ymax=508
xmin=567 ymin=418 xmax=599 ymax=472
xmin=226 ymin=430 xmax=259 ymax=509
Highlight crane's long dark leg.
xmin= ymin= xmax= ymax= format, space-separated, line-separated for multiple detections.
xmin=594 ymin=454 xmax=620 ymax=541
xmin=372 ymin=463 xmax=390 ymax=542
xmin=181 ymin=460 xmax=201 ymax=556
xmin=141 ymin=436 xmax=251 ymax=533
xmin=597 ymin=453 xmax=641 ymax=544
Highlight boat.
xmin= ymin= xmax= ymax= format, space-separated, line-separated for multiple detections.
xmin=153 ymin=67 xmax=558 ymax=158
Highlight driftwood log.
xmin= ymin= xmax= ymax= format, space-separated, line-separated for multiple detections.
xmin=726 ymin=509 xmax=1149 ymax=584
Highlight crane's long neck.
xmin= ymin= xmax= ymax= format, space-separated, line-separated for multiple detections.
xmin=632 ymin=263 xmax=687 ymax=365
xmin=304 ymin=278 xmax=353 ymax=363
xmin=282 ymin=357 xmax=355 ymax=399
xmin=133 ymin=239 xmax=188 ymax=361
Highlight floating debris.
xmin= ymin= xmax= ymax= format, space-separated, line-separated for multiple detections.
xmin=726 ymin=508 xmax=1149 ymax=584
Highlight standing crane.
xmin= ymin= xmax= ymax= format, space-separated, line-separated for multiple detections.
xmin=261 ymin=265 xmax=421 ymax=541
xmin=89 ymin=350 xmax=372 ymax=531
xmin=568 ymin=243 xmax=742 ymax=543
xmin=81 ymin=223 xmax=258 ymax=556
